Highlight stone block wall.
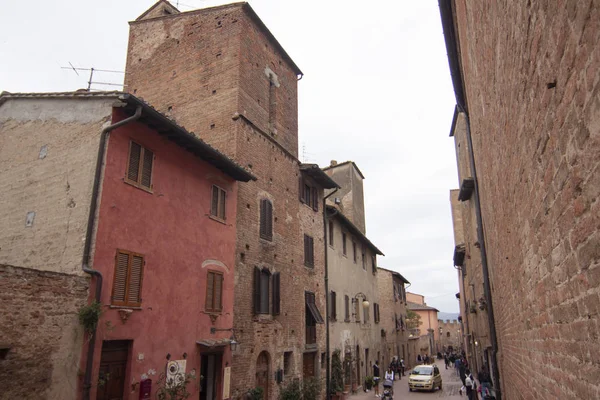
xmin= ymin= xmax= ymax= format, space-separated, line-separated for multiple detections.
xmin=0 ymin=264 xmax=89 ymax=400
xmin=453 ymin=1 xmax=600 ymax=398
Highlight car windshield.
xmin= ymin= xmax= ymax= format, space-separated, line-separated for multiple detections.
xmin=411 ymin=366 xmax=433 ymax=376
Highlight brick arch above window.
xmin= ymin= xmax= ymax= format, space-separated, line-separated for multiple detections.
xmin=201 ymin=259 xmax=230 ymax=273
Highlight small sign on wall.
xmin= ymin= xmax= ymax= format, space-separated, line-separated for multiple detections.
xmin=223 ymin=367 xmax=231 ymax=399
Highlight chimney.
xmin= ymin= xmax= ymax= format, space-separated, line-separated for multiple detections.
xmin=330 ymin=160 xmax=338 ymax=167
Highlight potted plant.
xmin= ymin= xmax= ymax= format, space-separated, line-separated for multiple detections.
xmin=364 ymin=376 xmax=374 ymax=391
xmin=331 ymin=350 xmax=345 ymax=400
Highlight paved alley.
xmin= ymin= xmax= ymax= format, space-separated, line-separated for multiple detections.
xmin=347 ymin=362 xmax=464 ymax=400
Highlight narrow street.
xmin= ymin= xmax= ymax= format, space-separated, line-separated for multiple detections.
xmin=348 ymin=362 xmax=464 ymax=400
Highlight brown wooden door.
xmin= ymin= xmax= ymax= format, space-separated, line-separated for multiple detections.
xmin=303 ymin=353 xmax=315 ymax=378
xmin=255 ymin=351 xmax=269 ymax=399
xmin=200 ymin=353 xmax=222 ymax=400
xmin=97 ymin=341 xmax=129 ymax=400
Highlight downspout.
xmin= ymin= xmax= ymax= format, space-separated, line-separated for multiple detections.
xmin=458 ymin=106 xmax=501 ymax=400
xmin=323 ymin=189 xmax=338 ymax=400
xmin=82 ymin=105 xmax=143 ymax=400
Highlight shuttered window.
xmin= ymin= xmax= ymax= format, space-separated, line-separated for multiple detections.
xmin=304 ymin=235 xmax=314 ymax=267
xmin=361 ymin=246 xmax=366 ymax=270
xmin=364 ymin=303 xmax=370 ymax=323
xmin=344 ymin=295 xmax=350 ymax=321
xmin=342 ymin=233 xmax=347 ymax=256
xmin=125 ymin=141 xmax=154 ymax=190
xmin=205 ymin=271 xmax=224 ymax=312
xmin=354 ymin=299 xmax=360 ymax=322
xmin=352 ymin=241 xmax=357 ymax=263
xmin=330 ymin=291 xmax=337 ymax=321
xmin=374 ymin=303 xmax=380 ymax=323
xmin=372 ymin=255 xmax=377 ymax=274
xmin=328 ymin=221 xmax=334 ymax=247
xmin=272 ymin=272 xmax=281 ymax=316
xmin=260 ymin=199 xmax=273 ymax=241
xmin=253 ymin=267 xmax=271 ymax=314
xmin=111 ymin=250 xmax=144 ymax=307
xmin=210 ymin=185 xmax=226 ymax=220
xmin=299 ymin=177 xmax=319 ymax=211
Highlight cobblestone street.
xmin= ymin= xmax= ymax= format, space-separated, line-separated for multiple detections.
xmin=348 ymin=363 xmax=464 ymax=400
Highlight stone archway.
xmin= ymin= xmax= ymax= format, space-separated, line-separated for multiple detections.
xmin=255 ymin=351 xmax=270 ymax=399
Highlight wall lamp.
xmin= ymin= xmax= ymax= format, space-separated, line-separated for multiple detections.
xmin=210 ymin=327 xmax=238 ymax=351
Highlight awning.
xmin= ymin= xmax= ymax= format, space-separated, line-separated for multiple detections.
xmin=307 ymin=302 xmax=324 ymax=324
xmin=196 ymin=338 xmax=232 ymax=348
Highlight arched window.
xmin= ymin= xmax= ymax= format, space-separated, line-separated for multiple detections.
xmin=446 ymin=332 xmax=451 ymax=338
xmin=256 ymin=351 xmax=270 ymax=399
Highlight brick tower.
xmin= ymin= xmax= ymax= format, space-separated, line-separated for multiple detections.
xmin=125 ymin=1 xmax=332 ymax=397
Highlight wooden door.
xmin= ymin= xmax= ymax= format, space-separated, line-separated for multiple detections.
xmin=303 ymin=353 xmax=315 ymax=378
xmin=255 ymin=351 xmax=269 ymax=399
xmin=97 ymin=341 xmax=129 ymax=400
xmin=355 ymin=345 xmax=360 ymax=386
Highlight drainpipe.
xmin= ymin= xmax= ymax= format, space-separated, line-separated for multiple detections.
xmin=81 ymin=105 xmax=143 ymax=400
xmin=323 ymin=189 xmax=338 ymax=400
xmin=458 ymin=106 xmax=501 ymax=400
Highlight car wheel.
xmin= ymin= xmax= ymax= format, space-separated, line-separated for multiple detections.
xmin=409 ymin=388 xmax=412 ymax=392
xmin=439 ymin=383 xmax=442 ymax=390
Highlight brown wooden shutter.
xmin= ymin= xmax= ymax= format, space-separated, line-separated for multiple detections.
xmin=304 ymin=235 xmax=309 ymax=265
xmin=312 ymin=187 xmax=318 ymax=211
xmin=253 ymin=267 xmax=261 ymax=314
xmin=141 ymin=148 xmax=153 ymax=188
xmin=266 ymin=200 xmax=273 ymax=239
xmin=309 ymin=236 xmax=314 ymax=266
xmin=128 ymin=255 xmax=144 ymax=306
xmin=219 ymin=188 xmax=226 ymax=220
xmin=211 ymin=186 xmax=219 ymax=217
xmin=331 ymin=291 xmax=337 ymax=321
xmin=214 ymin=273 xmax=223 ymax=311
xmin=127 ymin=142 xmax=141 ymax=182
xmin=112 ymin=251 xmax=129 ymax=304
xmin=260 ymin=200 xmax=266 ymax=237
xmin=345 ymin=295 xmax=349 ymax=321
xmin=272 ymin=272 xmax=280 ymax=315
xmin=206 ymin=272 xmax=215 ymax=311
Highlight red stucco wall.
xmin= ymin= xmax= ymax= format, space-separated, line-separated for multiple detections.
xmin=84 ymin=109 xmax=238 ymax=400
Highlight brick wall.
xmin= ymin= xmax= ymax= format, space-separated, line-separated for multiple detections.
xmin=452 ymin=1 xmax=600 ymax=398
xmin=0 ymin=264 xmax=89 ymax=400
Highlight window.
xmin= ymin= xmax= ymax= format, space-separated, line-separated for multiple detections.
xmin=253 ymin=267 xmax=280 ymax=315
xmin=328 ymin=221 xmax=334 ymax=247
xmin=447 ymin=332 xmax=451 ymax=338
xmin=361 ymin=246 xmax=366 ymax=270
xmin=371 ymin=255 xmax=377 ymax=274
xmin=125 ymin=141 xmax=154 ymax=190
xmin=205 ymin=271 xmax=224 ymax=312
xmin=260 ymin=199 xmax=273 ymax=241
xmin=344 ymin=295 xmax=350 ymax=322
xmin=299 ymin=178 xmax=319 ymax=211
xmin=352 ymin=241 xmax=357 ymax=263
xmin=364 ymin=303 xmax=370 ymax=323
xmin=305 ymin=291 xmax=324 ymax=345
xmin=374 ymin=303 xmax=380 ymax=323
xmin=304 ymin=235 xmax=314 ymax=267
xmin=111 ymin=250 xmax=144 ymax=307
xmin=329 ymin=291 xmax=337 ymax=321
xmin=354 ymin=299 xmax=360 ymax=323
xmin=211 ymin=185 xmax=226 ymax=220
xmin=342 ymin=233 xmax=347 ymax=256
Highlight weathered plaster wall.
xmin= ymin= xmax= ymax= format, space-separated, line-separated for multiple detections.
xmin=87 ymin=110 xmax=238 ymax=400
xmin=0 ymin=98 xmax=113 ymax=275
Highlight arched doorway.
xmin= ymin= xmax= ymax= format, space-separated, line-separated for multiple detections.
xmin=255 ymin=351 xmax=270 ymax=399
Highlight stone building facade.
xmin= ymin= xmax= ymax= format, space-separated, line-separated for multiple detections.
xmin=124 ymin=2 xmax=336 ymax=398
xmin=438 ymin=319 xmax=462 ymax=353
xmin=441 ymin=1 xmax=600 ymax=399
xmin=324 ymin=160 xmax=385 ymax=390
xmin=376 ymin=267 xmax=410 ymax=368
xmin=406 ymin=293 xmax=440 ymax=357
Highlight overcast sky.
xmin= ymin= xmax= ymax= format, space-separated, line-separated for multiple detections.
xmin=0 ymin=0 xmax=461 ymax=313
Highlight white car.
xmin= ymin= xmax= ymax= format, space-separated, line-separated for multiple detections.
xmin=408 ymin=364 xmax=442 ymax=392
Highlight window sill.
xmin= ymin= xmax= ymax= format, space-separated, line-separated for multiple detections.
xmin=109 ymin=305 xmax=143 ymax=310
xmin=208 ymin=215 xmax=227 ymax=225
xmin=124 ymin=179 xmax=153 ymax=194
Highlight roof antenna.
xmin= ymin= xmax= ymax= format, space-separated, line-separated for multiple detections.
xmin=60 ymin=62 xmax=127 ymax=91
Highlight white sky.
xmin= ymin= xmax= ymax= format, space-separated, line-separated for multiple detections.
xmin=0 ymin=0 xmax=461 ymax=313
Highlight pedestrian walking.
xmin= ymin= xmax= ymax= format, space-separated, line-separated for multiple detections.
xmin=373 ymin=360 xmax=381 ymax=398
xmin=400 ymin=358 xmax=405 ymax=376
xmin=444 ymin=353 xmax=449 ymax=369
xmin=465 ymin=369 xmax=477 ymax=400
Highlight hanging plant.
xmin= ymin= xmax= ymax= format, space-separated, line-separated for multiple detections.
xmin=78 ymin=301 xmax=102 ymax=335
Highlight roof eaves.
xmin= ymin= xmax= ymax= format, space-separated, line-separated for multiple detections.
xmin=376 ymin=266 xmax=410 ymax=284
xmin=322 ymin=161 xmax=365 ymax=179
xmin=439 ymin=0 xmax=467 ymax=112
xmin=299 ymin=164 xmax=340 ymax=189
xmin=328 ymin=205 xmax=383 ymax=256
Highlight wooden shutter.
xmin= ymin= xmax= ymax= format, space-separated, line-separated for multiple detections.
xmin=127 ymin=142 xmax=141 ymax=182
xmin=311 ymin=187 xmax=318 ymax=211
xmin=330 ymin=291 xmax=337 ymax=321
xmin=214 ymin=272 xmax=223 ymax=311
xmin=128 ymin=255 xmax=144 ymax=306
xmin=112 ymin=251 xmax=129 ymax=304
xmin=342 ymin=233 xmax=347 ymax=255
xmin=211 ymin=186 xmax=219 ymax=217
xmin=260 ymin=199 xmax=272 ymax=240
xmin=344 ymin=295 xmax=349 ymax=321
xmin=272 ymin=272 xmax=280 ymax=315
xmin=253 ymin=267 xmax=261 ymax=314
xmin=355 ymin=300 xmax=360 ymax=322
xmin=266 ymin=200 xmax=273 ymax=239
xmin=219 ymin=188 xmax=226 ymax=220
xmin=141 ymin=148 xmax=154 ymax=188
xmin=206 ymin=272 xmax=215 ymax=311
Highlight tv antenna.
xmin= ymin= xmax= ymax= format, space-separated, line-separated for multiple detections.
xmin=61 ymin=62 xmax=127 ymax=91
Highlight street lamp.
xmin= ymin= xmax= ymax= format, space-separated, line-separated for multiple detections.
xmin=210 ymin=327 xmax=238 ymax=351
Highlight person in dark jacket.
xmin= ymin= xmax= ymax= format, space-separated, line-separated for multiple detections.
xmin=373 ymin=360 xmax=381 ymax=397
